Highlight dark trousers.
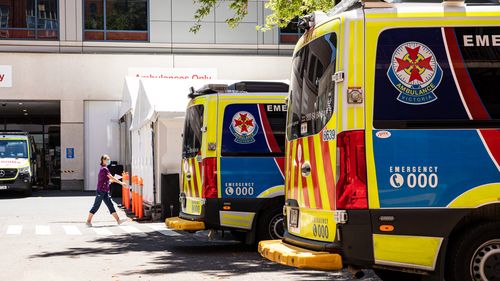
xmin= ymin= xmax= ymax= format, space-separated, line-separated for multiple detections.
xmin=89 ymin=190 xmax=116 ymax=214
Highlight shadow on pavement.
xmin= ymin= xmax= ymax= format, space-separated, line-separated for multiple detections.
xmin=0 ymin=190 xmax=27 ymax=199
xmin=29 ymin=231 xmax=379 ymax=280
xmin=31 ymin=190 xmax=95 ymax=198
xmin=0 ymin=190 xmax=96 ymax=199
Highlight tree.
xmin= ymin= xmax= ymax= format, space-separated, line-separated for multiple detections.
xmin=190 ymin=0 xmax=341 ymax=33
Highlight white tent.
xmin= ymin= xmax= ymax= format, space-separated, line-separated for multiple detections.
xmin=118 ymin=77 xmax=141 ymax=175
xmin=130 ymin=79 xmax=209 ymax=212
xmin=119 ymin=77 xmax=140 ymax=118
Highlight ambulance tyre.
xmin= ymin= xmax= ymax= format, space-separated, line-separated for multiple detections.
xmin=446 ymin=222 xmax=500 ymax=281
xmin=257 ymin=207 xmax=284 ymax=241
xmin=373 ymin=269 xmax=422 ymax=281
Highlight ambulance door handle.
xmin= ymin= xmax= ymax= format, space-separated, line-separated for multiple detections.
xmin=301 ymin=162 xmax=311 ymax=177
xmin=186 ymin=172 xmax=192 ymax=181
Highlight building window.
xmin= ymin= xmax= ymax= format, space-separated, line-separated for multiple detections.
xmin=84 ymin=0 xmax=148 ymax=41
xmin=279 ymin=18 xmax=303 ymax=44
xmin=0 ymin=0 xmax=59 ymax=40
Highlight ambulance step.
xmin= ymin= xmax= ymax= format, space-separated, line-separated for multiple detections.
xmin=258 ymin=239 xmax=343 ymax=271
xmin=165 ymin=217 xmax=205 ymax=231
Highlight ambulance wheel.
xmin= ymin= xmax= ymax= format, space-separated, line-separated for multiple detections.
xmin=373 ymin=269 xmax=422 ymax=281
xmin=446 ymin=222 xmax=500 ymax=281
xmin=257 ymin=207 xmax=284 ymax=241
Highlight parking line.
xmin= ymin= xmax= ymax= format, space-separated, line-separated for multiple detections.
xmin=35 ymin=225 xmax=51 ymax=235
xmin=63 ymin=225 xmax=82 ymax=235
xmin=92 ymin=227 xmax=113 ymax=236
xmin=119 ymin=225 xmax=147 ymax=236
xmin=6 ymin=225 xmax=23 ymax=235
xmin=147 ymin=224 xmax=181 ymax=236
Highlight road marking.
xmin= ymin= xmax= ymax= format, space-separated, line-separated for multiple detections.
xmin=92 ymin=227 xmax=114 ymax=236
xmin=119 ymin=225 xmax=147 ymax=236
xmin=63 ymin=225 xmax=82 ymax=235
xmin=147 ymin=224 xmax=181 ymax=236
xmin=6 ymin=225 xmax=23 ymax=235
xmin=35 ymin=225 xmax=51 ymax=235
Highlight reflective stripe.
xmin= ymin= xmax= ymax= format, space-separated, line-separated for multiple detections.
xmin=313 ymin=134 xmax=331 ymax=210
xmin=447 ymin=183 xmax=500 ymax=208
xmin=302 ymin=138 xmax=316 ymax=208
xmin=290 ymin=139 xmax=298 ymax=203
xmin=194 ymin=157 xmax=202 ymax=197
xmin=307 ymin=136 xmax=323 ymax=209
xmin=219 ymin=211 xmax=256 ymax=230
xmin=373 ymin=234 xmax=443 ymax=271
xmin=257 ymin=185 xmax=285 ymax=198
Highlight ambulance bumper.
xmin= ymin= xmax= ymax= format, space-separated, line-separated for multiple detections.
xmin=0 ymin=176 xmax=32 ymax=191
xmin=165 ymin=217 xmax=206 ymax=231
xmin=258 ymin=239 xmax=343 ymax=271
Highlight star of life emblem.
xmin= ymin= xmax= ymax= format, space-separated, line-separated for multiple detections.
xmin=387 ymin=42 xmax=443 ymax=105
xmin=230 ymin=111 xmax=259 ymax=144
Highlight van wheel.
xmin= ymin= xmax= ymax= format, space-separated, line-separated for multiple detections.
xmin=446 ymin=222 xmax=500 ymax=281
xmin=257 ymin=207 xmax=284 ymax=241
xmin=374 ymin=269 xmax=422 ymax=281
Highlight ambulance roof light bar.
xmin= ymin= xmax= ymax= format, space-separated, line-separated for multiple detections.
xmin=228 ymin=81 xmax=289 ymax=93
xmin=188 ymin=84 xmax=228 ymax=98
xmin=189 ymin=81 xmax=289 ymax=98
xmin=326 ymin=0 xmax=498 ymax=18
xmin=0 ymin=132 xmax=28 ymax=136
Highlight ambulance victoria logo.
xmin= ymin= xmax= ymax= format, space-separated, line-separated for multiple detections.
xmin=387 ymin=42 xmax=443 ymax=105
xmin=230 ymin=111 xmax=259 ymax=144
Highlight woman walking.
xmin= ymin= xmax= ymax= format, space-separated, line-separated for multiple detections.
xmin=86 ymin=154 xmax=125 ymax=226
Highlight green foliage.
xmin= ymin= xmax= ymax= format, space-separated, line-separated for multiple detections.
xmin=260 ymin=0 xmax=335 ymax=31
xmin=191 ymin=0 xmax=339 ymax=33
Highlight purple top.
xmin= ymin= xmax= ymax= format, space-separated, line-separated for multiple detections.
xmin=96 ymin=166 xmax=110 ymax=192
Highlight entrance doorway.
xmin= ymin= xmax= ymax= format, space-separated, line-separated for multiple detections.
xmin=0 ymin=101 xmax=61 ymax=189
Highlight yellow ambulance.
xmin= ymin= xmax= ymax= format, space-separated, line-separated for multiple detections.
xmin=166 ymin=81 xmax=289 ymax=243
xmin=258 ymin=1 xmax=500 ymax=280
xmin=0 ymin=133 xmax=37 ymax=196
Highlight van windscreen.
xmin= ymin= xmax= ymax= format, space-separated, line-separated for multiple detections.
xmin=182 ymin=105 xmax=204 ymax=158
xmin=0 ymin=140 xmax=28 ymax=158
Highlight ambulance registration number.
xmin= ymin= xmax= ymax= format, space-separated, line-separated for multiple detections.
xmin=289 ymin=208 xmax=299 ymax=228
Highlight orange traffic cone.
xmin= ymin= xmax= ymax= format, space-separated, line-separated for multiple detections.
xmin=138 ymin=177 xmax=144 ymax=219
xmin=131 ymin=176 xmax=136 ymax=214
xmin=126 ymin=172 xmax=131 ymax=210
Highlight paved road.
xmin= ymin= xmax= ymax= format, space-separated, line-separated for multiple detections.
xmin=0 ymin=190 xmax=380 ymax=281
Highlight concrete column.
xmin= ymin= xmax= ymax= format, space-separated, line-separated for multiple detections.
xmin=60 ymin=100 xmax=84 ymax=190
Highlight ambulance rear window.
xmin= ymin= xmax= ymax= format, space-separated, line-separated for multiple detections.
xmin=182 ymin=105 xmax=204 ymax=158
xmin=222 ymin=103 xmax=286 ymax=156
xmin=374 ymin=27 xmax=500 ymax=129
xmin=287 ymin=33 xmax=337 ymax=140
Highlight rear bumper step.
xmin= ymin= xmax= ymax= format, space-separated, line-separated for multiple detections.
xmin=165 ymin=217 xmax=206 ymax=231
xmin=259 ymin=239 xmax=343 ymax=271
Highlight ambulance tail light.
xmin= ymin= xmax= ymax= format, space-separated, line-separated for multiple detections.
xmin=202 ymin=157 xmax=218 ymax=198
xmin=336 ymin=130 xmax=368 ymax=210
